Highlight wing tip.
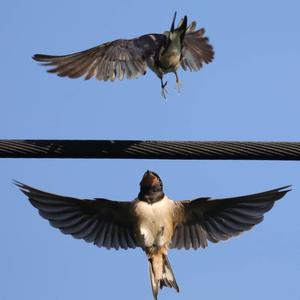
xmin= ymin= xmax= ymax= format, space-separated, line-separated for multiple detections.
xmin=13 ymin=179 xmax=26 ymax=190
xmin=32 ymin=54 xmax=57 ymax=64
xmin=279 ymin=184 xmax=292 ymax=191
xmin=13 ymin=180 xmax=34 ymax=197
xmin=32 ymin=54 xmax=46 ymax=62
xmin=276 ymin=185 xmax=292 ymax=198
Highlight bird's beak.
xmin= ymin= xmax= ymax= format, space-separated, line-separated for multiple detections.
xmin=140 ymin=171 xmax=158 ymax=187
xmin=170 ymin=11 xmax=177 ymax=32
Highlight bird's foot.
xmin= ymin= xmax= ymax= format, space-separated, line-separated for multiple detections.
xmin=161 ymin=81 xmax=168 ymax=99
xmin=175 ymin=79 xmax=183 ymax=93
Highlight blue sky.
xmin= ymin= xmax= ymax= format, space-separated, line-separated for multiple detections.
xmin=1 ymin=0 xmax=300 ymax=299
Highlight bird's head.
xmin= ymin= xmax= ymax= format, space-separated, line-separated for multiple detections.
xmin=140 ymin=170 xmax=163 ymax=190
xmin=139 ymin=170 xmax=164 ymax=202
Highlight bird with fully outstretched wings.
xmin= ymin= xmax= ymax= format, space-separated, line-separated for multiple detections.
xmin=16 ymin=171 xmax=290 ymax=299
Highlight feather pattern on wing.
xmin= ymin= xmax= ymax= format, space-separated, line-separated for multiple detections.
xmin=15 ymin=181 xmax=137 ymax=250
xmin=170 ymin=186 xmax=291 ymax=249
xmin=33 ymin=34 xmax=166 ymax=81
xmin=181 ymin=26 xmax=214 ymax=72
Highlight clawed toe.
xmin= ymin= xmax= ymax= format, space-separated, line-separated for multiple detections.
xmin=174 ymin=71 xmax=182 ymax=93
xmin=175 ymin=80 xmax=183 ymax=93
xmin=161 ymin=80 xmax=168 ymax=99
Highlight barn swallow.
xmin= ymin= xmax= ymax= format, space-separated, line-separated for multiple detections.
xmin=15 ymin=171 xmax=290 ymax=299
xmin=32 ymin=12 xmax=214 ymax=98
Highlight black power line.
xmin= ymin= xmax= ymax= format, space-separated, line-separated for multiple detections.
xmin=0 ymin=139 xmax=300 ymax=160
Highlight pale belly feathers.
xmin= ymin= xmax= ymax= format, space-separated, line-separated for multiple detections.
xmin=159 ymin=51 xmax=181 ymax=73
xmin=133 ymin=196 xmax=175 ymax=249
xmin=147 ymin=50 xmax=181 ymax=78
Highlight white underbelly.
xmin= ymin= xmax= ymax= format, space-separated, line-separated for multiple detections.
xmin=134 ymin=196 xmax=174 ymax=248
xmin=140 ymin=224 xmax=164 ymax=248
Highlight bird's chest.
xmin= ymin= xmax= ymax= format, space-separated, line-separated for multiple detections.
xmin=133 ymin=198 xmax=174 ymax=248
xmin=158 ymin=50 xmax=181 ymax=73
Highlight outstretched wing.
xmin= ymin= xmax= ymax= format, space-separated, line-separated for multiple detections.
xmin=16 ymin=181 xmax=137 ymax=250
xmin=171 ymin=186 xmax=291 ymax=250
xmin=181 ymin=24 xmax=214 ymax=72
xmin=33 ymin=34 xmax=165 ymax=81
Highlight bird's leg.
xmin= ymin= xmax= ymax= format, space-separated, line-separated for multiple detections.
xmin=160 ymin=77 xmax=168 ymax=99
xmin=174 ymin=71 xmax=182 ymax=93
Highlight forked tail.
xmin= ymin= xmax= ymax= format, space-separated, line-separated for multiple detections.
xmin=148 ymin=253 xmax=179 ymax=300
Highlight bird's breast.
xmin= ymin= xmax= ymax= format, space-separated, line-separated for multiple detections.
xmin=159 ymin=50 xmax=181 ymax=73
xmin=133 ymin=196 xmax=175 ymax=249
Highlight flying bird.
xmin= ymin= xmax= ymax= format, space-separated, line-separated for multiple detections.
xmin=32 ymin=12 xmax=214 ymax=98
xmin=15 ymin=172 xmax=290 ymax=299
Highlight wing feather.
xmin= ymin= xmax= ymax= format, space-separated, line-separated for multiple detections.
xmin=16 ymin=181 xmax=137 ymax=250
xmin=181 ymin=27 xmax=214 ymax=72
xmin=171 ymin=186 xmax=290 ymax=250
xmin=33 ymin=34 xmax=165 ymax=81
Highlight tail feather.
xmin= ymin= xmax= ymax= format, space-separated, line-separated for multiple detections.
xmin=160 ymin=255 xmax=179 ymax=292
xmin=149 ymin=261 xmax=159 ymax=300
xmin=149 ymin=253 xmax=179 ymax=300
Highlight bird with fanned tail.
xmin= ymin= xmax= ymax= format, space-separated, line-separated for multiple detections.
xmin=16 ymin=171 xmax=290 ymax=299
xmin=33 ymin=12 xmax=214 ymax=98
